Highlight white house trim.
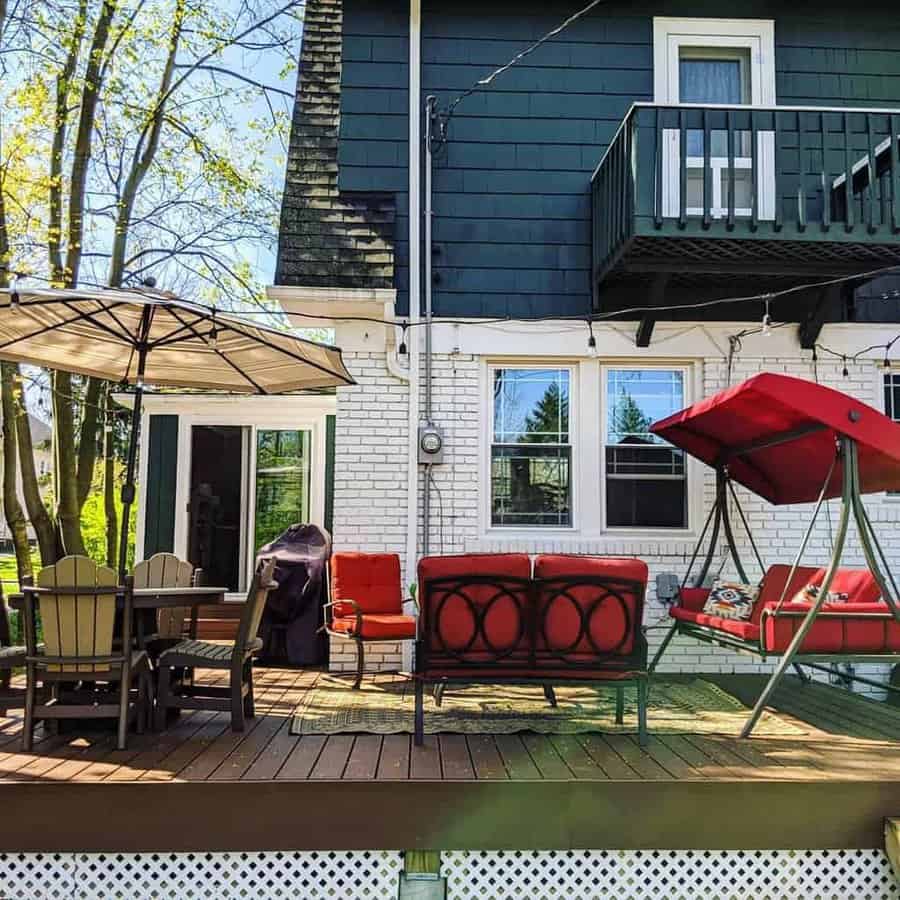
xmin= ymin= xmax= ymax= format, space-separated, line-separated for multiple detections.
xmin=119 ymin=392 xmax=336 ymax=599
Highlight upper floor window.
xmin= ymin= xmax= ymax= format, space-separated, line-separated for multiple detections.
xmin=654 ymin=18 xmax=775 ymax=221
xmin=604 ymin=368 xmax=687 ymax=529
xmin=490 ymin=367 xmax=571 ymax=528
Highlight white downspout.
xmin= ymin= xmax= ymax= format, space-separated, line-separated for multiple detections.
xmin=403 ymin=0 xmax=422 ymax=674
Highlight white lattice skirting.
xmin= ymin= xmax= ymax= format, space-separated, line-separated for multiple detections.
xmin=442 ymin=850 xmax=899 ymax=900
xmin=0 ymin=850 xmax=402 ymax=900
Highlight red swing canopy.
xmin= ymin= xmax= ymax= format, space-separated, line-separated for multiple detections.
xmin=650 ymin=372 xmax=900 ymax=505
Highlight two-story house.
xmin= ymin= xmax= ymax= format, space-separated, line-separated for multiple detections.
xmin=259 ymin=0 xmax=900 ymax=687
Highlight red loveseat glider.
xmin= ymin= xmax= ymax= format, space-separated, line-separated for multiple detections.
xmin=667 ymin=564 xmax=899 ymax=656
xmin=414 ymin=553 xmax=649 ymax=746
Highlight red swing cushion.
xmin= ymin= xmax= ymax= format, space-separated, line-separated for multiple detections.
xmin=671 ymin=564 xmax=897 ymax=653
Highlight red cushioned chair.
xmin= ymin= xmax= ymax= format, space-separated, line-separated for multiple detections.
xmin=325 ymin=553 xmax=417 ymax=688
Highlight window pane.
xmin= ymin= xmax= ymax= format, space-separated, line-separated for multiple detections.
xmin=606 ymin=370 xmax=686 ymax=529
xmin=607 ymin=478 xmax=688 ymax=529
xmin=492 ymin=368 xmax=572 ymax=528
xmin=885 ymin=374 xmax=900 ymax=495
xmin=494 ymin=369 xmax=569 ymax=444
xmin=254 ymin=429 xmax=311 ymax=551
xmin=491 ymin=444 xmax=571 ymax=527
xmin=607 ymin=370 xmax=683 ymax=443
xmin=679 ymin=58 xmax=743 ymax=105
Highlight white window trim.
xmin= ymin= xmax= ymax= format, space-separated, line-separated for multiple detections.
xmin=480 ymin=359 xmax=702 ymax=540
xmin=169 ymin=407 xmax=329 ymax=599
xmin=653 ymin=17 xmax=776 ymax=222
xmin=880 ymin=365 xmax=900 ymax=502
xmin=483 ymin=361 xmax=579 ymax=534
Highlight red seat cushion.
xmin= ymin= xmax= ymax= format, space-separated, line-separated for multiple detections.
xmin=418 ymin=554 xmax=532 ymax=668
xmin=533 ymin=555 xmax=648 ymax=659
xmin=330 ymin=614 xmax=416 ymax=640
xmin=762 ymin=603 xmax=900 ymax=653
xmin=331 ymin=553 xmax=402 ymax=616
xmin=670 ymin=606 xmax=761 ymax=642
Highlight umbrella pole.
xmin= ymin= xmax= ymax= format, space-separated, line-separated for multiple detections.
xmin=118 ymin=345 xmax=147 ymax=583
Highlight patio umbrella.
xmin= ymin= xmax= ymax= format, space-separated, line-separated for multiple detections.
xmin=0 ymin=285 xmax=355 ymax=578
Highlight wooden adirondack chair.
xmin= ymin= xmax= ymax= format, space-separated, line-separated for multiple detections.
xmin=133 ymin=552 xmax=199 ymax=645
xmin=22 ymin=555 xmax=152 ymax=751
xmin=154 ymin=559 xmax=277 ymax=732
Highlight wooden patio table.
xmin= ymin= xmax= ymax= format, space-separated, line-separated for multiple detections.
xmin=8 ymin=585 xmax=230 ymax=647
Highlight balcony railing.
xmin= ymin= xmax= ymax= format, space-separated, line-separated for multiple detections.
xmin=591 ymin=103 xmax=900 ymax=293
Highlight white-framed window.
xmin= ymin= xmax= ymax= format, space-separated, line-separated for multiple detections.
xmin=602 ymin=367 xmax=688 ymax=530
xmin=885 ymin=371 xmax=900 ymax=497
xmin=489 ymin=366 xmax=572 ymax=528
xmin=653 ymin=17 xmax=776 ymax=221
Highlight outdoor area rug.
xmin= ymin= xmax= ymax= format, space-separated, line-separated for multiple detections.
xmin=290 ymin=675 xmax=804 ymax=737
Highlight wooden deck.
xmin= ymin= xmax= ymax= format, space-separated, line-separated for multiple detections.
xmin=0 ymin=668 xmax=897 ymax=852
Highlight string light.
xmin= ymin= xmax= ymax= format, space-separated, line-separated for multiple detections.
xmin=761 ymin=295 xmax=772 ymax=337
xmin=842 ymin=356 xmax=849 ymax=378
xmin=207 ymin=307 xmax=218 ymax=350
xmin=398 ymin=321 xmax=408 ymax=356
xmin=586 ymin=319 xmax=598 ymax=357
xmin=9 ymin=275 xmax=20 ymax=313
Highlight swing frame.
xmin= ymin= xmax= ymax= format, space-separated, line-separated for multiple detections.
xmin=649 ymin=431 xmax=900 ymax=738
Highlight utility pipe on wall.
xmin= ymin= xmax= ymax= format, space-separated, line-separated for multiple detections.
xmin=405 ymin=0 xmax=422 ymax=635
xmin=421 ymin=95 xmax=437 ymax=557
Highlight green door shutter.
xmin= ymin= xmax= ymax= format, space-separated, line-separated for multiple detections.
xmin=143 ymin=414 xmax=179 ymax=558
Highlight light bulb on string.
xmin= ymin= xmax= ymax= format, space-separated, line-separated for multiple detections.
xmin=207 ymin=309 xmax=218 ymax=351
xmin=586 ymin=319 xmax=598 ymax=357
xmin=761 ymin=295 xmax=772 ymax=337
xmin=9 ymin=275 xmax=20 ymax=313
xmin=842 ymin=356 xmax=849 ymax=378
xmin=398 ymin=321 xmax=408 ymax=356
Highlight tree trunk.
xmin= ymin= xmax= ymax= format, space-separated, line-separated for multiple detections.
xmin=52 ymin=372 xmax=85 ymax=556
xmin=10 ymin=369 xmax=56 ymax=566
xmin=76 ymin=376 xmax=102 ymax=507
xmin=107 ymin=0 xmax=185 ymax=287
xmin=0 ymin=366 xmax=33 ymax=583
xmin=103 ymin=388 xmax=118 ymax=570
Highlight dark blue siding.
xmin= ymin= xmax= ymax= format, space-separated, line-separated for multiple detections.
xmin=338 ymin=1 xmax=900 ymax=318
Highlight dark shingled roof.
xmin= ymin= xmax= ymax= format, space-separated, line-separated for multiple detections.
xmin=275 ymin=0 xmax=396 ymax=290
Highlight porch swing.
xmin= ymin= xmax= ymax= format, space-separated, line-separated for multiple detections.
xmin=646 ymin=372 xmax=900 ymax=737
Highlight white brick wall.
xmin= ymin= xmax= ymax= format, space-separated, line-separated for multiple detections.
xmin=330 ymin=350 xmax=409 ymax=673
xmin=331 ymin=346 xmax=900 ymax=694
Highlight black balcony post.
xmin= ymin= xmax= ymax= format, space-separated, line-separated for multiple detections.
xmin=654 ymin=107 xmax=663 ymax=229
xmin=702 ymin=108 xmax=712 ymax=229
xmin=892 ymin=113 xmax=900 ymax=233
xmin=726 ymin=109 xmax=735 ymax=231
xmin=867 ymin=113 xmax=878 ymax=234
xmin=750 ymin=110 xmax=759 ymax=232
xmin=844 ymin=111 xmax=855 ymax=232
xmin=679 ymin=107 xmax=688 ymax=229
xmin=774 ymin=111 xmax=783 ymax=232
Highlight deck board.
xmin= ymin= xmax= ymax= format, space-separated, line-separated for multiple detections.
xmin=0 ymin=669 xmax=898 ymax=852
xmin=0 ymin=669 xmax=896 ymax=786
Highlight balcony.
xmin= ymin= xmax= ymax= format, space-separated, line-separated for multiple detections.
xmin=591 ymin=103 xmax=900 ymax=325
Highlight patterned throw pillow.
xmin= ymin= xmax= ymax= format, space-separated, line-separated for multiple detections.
xmin=793 ymin=583 xmax=850 ymax=605
xmin=702 ymin=580 xmax=760 ymax=621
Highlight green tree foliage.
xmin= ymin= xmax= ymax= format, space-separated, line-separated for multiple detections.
xmin=0 ymin=0 xmax=302 ymax=574
xmin=611 ymin=388 xmax=651 ymax=442
xmin=522 ymin=382 xmax=568 ymax=443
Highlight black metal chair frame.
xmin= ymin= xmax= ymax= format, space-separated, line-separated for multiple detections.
xmin=649 ymin=435 xmax=900 ymax=737
xmin=21 ymin=575 xmax=151 ymax=751
xmin=323 ymin=593 xmax=419 ymax=690
xmin=153 ymin=560 xmax=277 ymax=732
xmin=414 ymin=572 xmax=649 ymax=747
xmin=0 ymin=584 xmax=27 ymax=713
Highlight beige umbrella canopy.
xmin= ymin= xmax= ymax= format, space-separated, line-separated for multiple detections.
xmin=0 ymin=285 xmax=355 ymax=576
xmin=0 ymin=286 xmax=354 ymax=392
